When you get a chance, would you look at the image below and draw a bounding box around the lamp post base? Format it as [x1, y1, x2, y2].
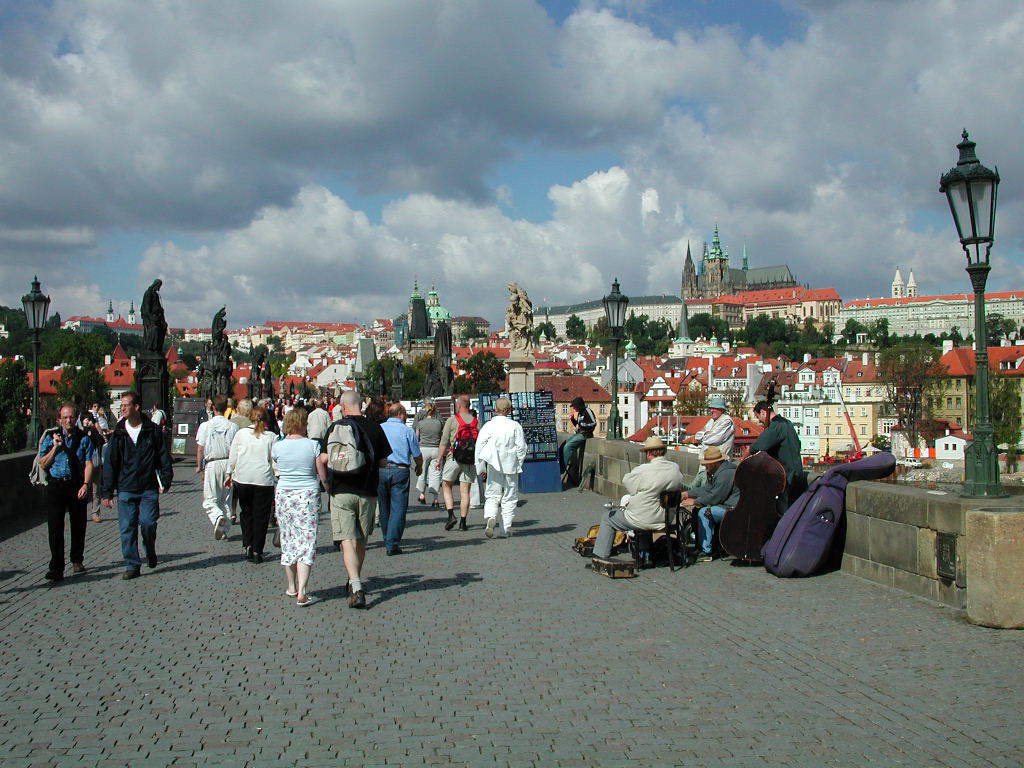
[961, 437, 1008, 498]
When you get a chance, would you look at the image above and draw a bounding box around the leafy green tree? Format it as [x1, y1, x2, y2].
[986, 313, 1016, 347]
[841, 318, 866, 344]
[724, 388, 748, 418]
[674, 384, 708, 416]
[462, 351, 505, 394]
[460, 319, 484, 342]
[533, 320, 556, 343]
[588, 317, 611, 349]
[979, 372, 1023, 450]
[55, 365, 111, 410]
[403, 355, 429, 399]
[878, 344, 942, 450]
[565, 314, 586, 343]
[267, 335, 283, 351]
[0, 359, 30, 452]
[870, 434, 891, 452]
[40, 329, 112, 370]
[868, 318, 890, 348]
[689, 313, 729, 342]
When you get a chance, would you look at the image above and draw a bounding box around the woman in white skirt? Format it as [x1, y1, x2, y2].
[271, 409, 328, 606]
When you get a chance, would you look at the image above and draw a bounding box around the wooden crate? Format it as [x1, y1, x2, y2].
[590, 557, 636, 578]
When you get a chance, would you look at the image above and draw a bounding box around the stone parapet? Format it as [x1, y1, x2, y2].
[0, 450, 38, 522]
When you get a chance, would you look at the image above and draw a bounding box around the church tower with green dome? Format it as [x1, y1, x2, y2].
[425, 282, 452, 334]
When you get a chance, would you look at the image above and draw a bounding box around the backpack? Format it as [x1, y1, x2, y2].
[451, 414, 479, 465]
[325, 418, 376, 491]
[204, 420, 233, 460]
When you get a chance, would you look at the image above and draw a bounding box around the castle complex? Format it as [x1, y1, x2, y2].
[682, 224, 798, 300]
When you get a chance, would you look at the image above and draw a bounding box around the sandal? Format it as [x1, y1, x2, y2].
[417, 495, 426, 504]
[286, 589, 297, 597]
[296, 595, 317, 607]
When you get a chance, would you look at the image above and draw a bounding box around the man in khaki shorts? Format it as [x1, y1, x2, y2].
[436, 394, 478, 532]
[323, 391, 390, 608]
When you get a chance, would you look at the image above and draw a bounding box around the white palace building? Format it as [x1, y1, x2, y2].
[838, 268, 1024, 337]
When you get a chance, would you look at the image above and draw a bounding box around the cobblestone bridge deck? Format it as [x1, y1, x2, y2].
[1, 467, 1021, 767]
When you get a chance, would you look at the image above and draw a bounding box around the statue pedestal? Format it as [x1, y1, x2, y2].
[137, 351, 170, 415]
[507, 351, 535, 393]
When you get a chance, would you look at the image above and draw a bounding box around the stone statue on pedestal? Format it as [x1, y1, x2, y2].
[506, 282, 534, 354]
[200, 307, 234, 400]
[137, 279, 170, 414]
[249, 345, 267, 401]
[422, 321, 454, 398]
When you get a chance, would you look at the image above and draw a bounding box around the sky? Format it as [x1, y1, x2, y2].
[1, 0, 1023, 330]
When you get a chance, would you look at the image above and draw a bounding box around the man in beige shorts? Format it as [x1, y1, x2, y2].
[324, 391, 390, 608]
[436, 394, 478, 532]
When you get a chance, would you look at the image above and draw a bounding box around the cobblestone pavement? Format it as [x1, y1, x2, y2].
[1, 466, 1022, 768]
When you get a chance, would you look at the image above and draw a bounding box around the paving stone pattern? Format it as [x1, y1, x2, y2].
[1, 467, 1022, 767]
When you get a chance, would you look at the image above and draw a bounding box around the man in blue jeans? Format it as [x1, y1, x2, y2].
[681, 446, 739, 562]
[377, 403, 423, 556]
[100, 392, 174, 579]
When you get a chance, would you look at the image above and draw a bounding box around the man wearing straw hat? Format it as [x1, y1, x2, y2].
[680, 394, 735, 491]
[589, 436, 684, 561]
[681, 445, 739, 562]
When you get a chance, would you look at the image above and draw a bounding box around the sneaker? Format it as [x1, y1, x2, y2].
[458, 517, 468, 532]
[122, 569, 141, 580]
[214, 517, 228, 540]
[347, 589, 366, 609]
[386, 547, 403, 556]
[484, 518, 496, 538]
[45, 571, 63, 583]
[444, 511, 457, 531]
[696, 553, 713, 563]
[71, 562, 87, 575]
[503, 526, 513, 538]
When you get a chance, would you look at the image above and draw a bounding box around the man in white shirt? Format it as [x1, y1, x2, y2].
[474, 398, 528, 538]
[681, 395, 735, 488]
[306, 399, 331, 442]
[195, 394, 239, 540]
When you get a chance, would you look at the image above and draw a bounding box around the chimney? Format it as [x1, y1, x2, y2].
[130, 356, 137, 368]
[104, 355, 111, 365]
[844, 351, 852, 362]
[1001, 336, 1011, 347]
[803, 353, 811, 363]
[942, 339, 954, 355]
[862, 352, 869, 366]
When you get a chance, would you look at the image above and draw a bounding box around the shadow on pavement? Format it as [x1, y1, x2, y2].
[366, 571, 483, 608]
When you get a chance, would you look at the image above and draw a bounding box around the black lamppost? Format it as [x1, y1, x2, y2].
[939, 130, 1005, 498]
[602, 278, 629, 440]
[21, 276, 51, 445]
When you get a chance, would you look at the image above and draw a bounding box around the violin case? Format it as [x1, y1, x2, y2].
[762, 452, 896, 577]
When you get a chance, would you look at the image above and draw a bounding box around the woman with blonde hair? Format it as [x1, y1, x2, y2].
[271, 408, 328, 606]
[415, 400, 444, 506]
[225, 406, 277, 563]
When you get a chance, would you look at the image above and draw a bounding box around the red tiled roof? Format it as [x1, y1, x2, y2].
[721, 286, 841, 306]
[844, 290, 1024, 309]
[941, 345, 1024, 376]
[27, 369, 63, 396]
[265, 321, 360, 332]
[111, 343, 128, 360]
[535, 375, 610, 403]
[627, 415, 763, 443]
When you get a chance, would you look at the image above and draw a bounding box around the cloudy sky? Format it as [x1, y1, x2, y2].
[1, 0, 1022, 329]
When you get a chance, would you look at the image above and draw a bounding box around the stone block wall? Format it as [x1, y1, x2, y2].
[582, 439, 699, 502]
[0, 450, 38, 521]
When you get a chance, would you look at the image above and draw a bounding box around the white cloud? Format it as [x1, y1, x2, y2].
[1, 0, 1023, 324]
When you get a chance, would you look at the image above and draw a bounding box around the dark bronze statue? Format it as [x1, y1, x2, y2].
[249, 344, 267, 401]
[199, 307, 234, 400]
[141, 279, 167, 355]
[422, 321, 454, 398]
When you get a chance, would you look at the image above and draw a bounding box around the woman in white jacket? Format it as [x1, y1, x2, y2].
[474, 398, 528, 538]
[224, 406, 278, 562]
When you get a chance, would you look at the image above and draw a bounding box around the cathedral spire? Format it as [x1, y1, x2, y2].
[742, 242, 749, 271]
[891, 267, 905, 299]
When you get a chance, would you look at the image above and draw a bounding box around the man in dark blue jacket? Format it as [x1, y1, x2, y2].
[101, 392, 174, 579]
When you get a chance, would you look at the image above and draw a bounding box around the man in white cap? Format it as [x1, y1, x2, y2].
[589, 436, 684, 561]
[681, 445, 739, 562]
[681, 394, 735, 489]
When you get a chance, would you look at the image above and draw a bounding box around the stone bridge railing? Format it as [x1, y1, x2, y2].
[581, 438, 1024, 629]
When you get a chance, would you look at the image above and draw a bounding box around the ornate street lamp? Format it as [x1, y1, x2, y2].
[602, 278, 629, 440]
[21, 275, 51, 445]
[940, 130, 1005, 497]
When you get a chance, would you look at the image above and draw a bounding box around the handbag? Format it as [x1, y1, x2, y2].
[28, 430, 54, 487]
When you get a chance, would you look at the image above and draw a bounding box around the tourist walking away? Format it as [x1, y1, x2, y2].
[271, 408, 328, 606]
[230, 398, 253, 429]
[305, 398, 331, 442]
[589, 437, 684, 564]
[38, 404, 96, 582]
[559, 397, 596, 478]
[415, 400, 443, 505]
[196, 395, 239, 540]
[749, 400, 805, 514]
[226, 405, 277, 563]
[100, 392, 174, 579]
[377, 403, 423, 555]
[323, 390, 390, 608]
[681, 446, 739, 562]
[437, 395, 479, 531]
[475, 398, 528, 538]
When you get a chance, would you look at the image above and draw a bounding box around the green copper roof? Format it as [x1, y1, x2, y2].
[427, 305, 451, 321]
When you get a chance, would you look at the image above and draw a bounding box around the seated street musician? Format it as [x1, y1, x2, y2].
[681, 446, 739, 562]
[589, 436, 684, 563]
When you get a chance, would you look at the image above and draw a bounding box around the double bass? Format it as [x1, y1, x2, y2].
[717, 451, 786, 562]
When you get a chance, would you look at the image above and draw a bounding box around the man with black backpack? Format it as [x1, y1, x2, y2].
[436, 394, 478, 531]
[322, 390, 390, 608]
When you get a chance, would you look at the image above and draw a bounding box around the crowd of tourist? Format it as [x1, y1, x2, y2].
[34, 388, 527, 608]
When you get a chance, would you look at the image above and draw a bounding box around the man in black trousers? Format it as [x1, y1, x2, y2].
[38, 404, 96, 583]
